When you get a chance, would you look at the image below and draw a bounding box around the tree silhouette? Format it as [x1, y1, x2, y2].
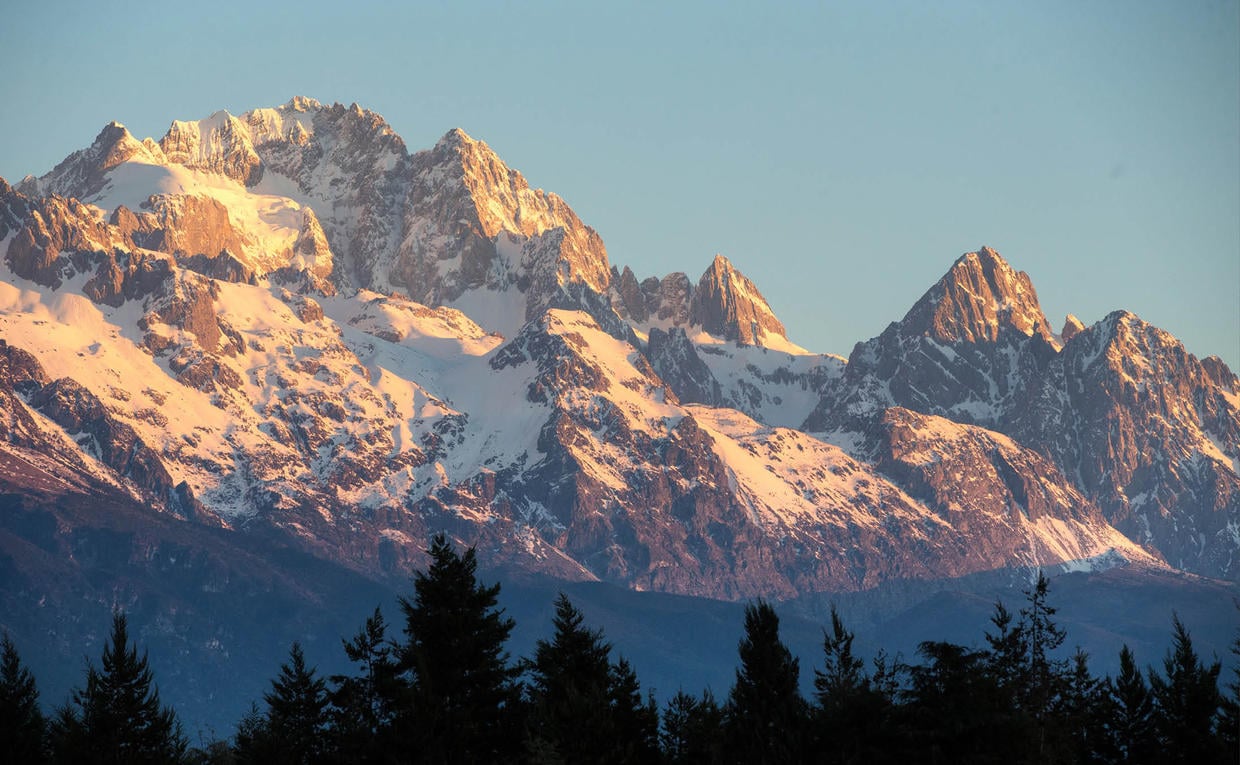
[1220, 626, 1240, 759]
[1021, 570, 1068, 759]
[661, 688, 724, 764]
[1107, 644, 1156, 764]
[49, 611, 186, 764]
[396, 533, 521, 763]
[0, 632, 46, 763]
[724, 600, 807, 764]
[812, 606, 897, 764]
[235, 642, 328, 765]
[525, 592, 656, 764]
[903, 641, 1019, 764]
[1061, 648, 1112, 763]
[328, 607, 399, 761]
[1148, 615, 1226, 764]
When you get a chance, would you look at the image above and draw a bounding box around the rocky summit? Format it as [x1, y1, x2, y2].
[1, 97, 1237, 611]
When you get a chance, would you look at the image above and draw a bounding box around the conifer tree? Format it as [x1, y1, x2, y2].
[984, 600, 1026, 700]
[1107, 645, 1156, 764]
[329, 607, 399, 761]
[525, 593, 659, 763]
[980, 572, 1069, 759]
[397, 533, 521, 763]
[1061, 648, 1112, 764]
[608, 657, 660, 763]
[812, 606, 896, 764]
[49, 611, 186, 764]
[0, 632, 46, 763]
[661, 689, 723, 764]
[903, 641, 1018, 764]
[1021, 573, 1068, 727]
[525, 593, 620, 763]
[814, 605, 866, 707]
[724, 600, 807, 764]
[1220, 628, 1240, 758]
[1148, 615, 1225, 764]
[231, 702, 270, 765]
[661, 690, 698, 762]
[236, 642, 329, 765]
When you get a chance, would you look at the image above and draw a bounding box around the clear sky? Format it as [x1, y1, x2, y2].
[2, 1, 1237, 368]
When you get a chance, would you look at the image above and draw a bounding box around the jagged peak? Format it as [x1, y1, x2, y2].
[282, 95, 322, 112]
[28, 120, 162, 199]
[904, 246, 1055, 345]
[690, 254, 789, 347]
[437, 126, 474, 148]
[697, 254, 750, 289]
[1062, 313, 1085, 343]
[429, 128, 519, 184]
[1073, 309, 1186, 368]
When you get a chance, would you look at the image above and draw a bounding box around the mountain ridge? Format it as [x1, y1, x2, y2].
[0, 97, 1235, 604]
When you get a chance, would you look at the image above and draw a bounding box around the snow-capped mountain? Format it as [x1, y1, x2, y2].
[804, 246, 1240, 579]
[1, 98, 1236, 610]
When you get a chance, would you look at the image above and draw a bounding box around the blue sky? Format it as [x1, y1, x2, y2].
[2, 1, 1237, 367]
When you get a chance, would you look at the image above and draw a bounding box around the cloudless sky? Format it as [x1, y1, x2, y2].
[2, 1, 1237, 367]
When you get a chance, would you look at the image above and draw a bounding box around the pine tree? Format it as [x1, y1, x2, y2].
[231, 702, 271, 765]
[1021, 572, 1068, 737]
[661, 690, 698, 763]
[662, 689, 724, 764]
[237, 642, 328, 765]
[524, 593, 659, 763]
[979, 572, 1070, 760]
[1061, 648, 1112, 764]
[49, 611, 186, 764]
[328, 607, 399, 761]
[724, 600, 807, 764]
[903, 641, 1018, 764]
[396, 533, 521, 763]
[812, 606, 896, 764]
[0, 632, 46, 763]
[1148, 615, 1226, 764]
[1107, 644, 1156, 764]
[608, 657, 660, 763]
[814, 605, 866, 707]
[524, 593, 621, 764]
[984, 600, 1026, 699]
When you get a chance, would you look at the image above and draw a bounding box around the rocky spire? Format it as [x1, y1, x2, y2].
[159, 110, 264, 186]
[689, 255, 788, 347]
[31, 122, 165, 200]
[393, 127, 613, 333]
[901, 246, 1055, 345]
[1061, 314, 1085, 343]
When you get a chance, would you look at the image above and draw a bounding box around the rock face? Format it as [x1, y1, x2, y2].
[393, 128, 612, 328]
[1, 99, 1235, 607]
[24, 122, 166, 200]
[805, 246, 1240, 580]
[1062, 314, 1085, 343]
[646, 327, 724, 406]
[689, 255, 789, 346]
[0, 341, 196, 518]
[1012, 312, 1240, 575]
[613, 256, 795, 350]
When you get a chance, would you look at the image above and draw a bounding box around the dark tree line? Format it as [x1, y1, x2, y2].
[2, 545, 1237, 764]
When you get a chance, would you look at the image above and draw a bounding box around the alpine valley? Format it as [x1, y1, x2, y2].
[1, 98, 1236, 732]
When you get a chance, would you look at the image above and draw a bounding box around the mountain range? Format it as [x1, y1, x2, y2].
[1, 97, 1236, 730]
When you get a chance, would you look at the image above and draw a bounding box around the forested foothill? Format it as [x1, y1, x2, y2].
[2, 535, 1236, 764]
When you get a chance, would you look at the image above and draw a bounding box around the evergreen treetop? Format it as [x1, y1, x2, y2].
[49, 611, 186, 764]
[0, 632, 46, 763]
